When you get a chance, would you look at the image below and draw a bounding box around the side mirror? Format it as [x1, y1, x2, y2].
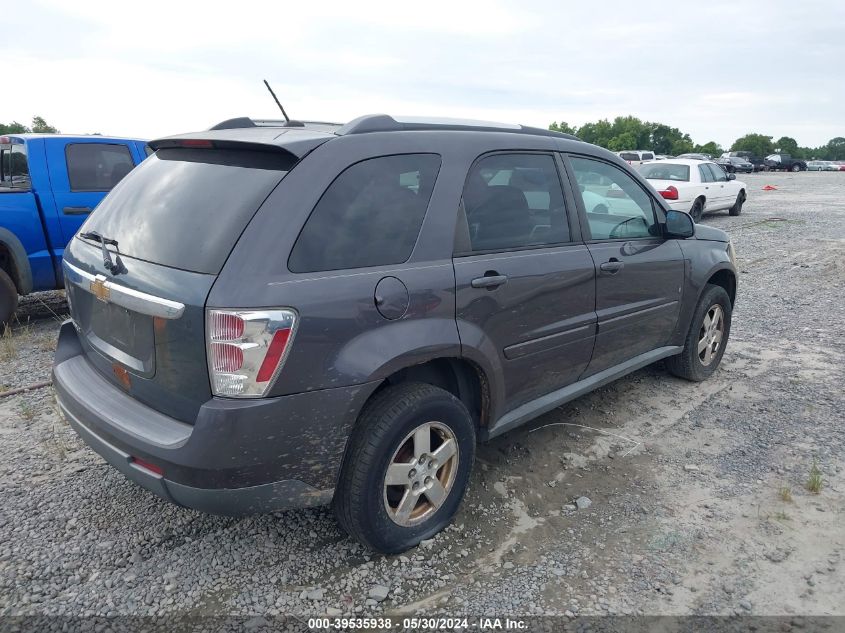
[727, 173, 736, 180]
[665, 210, 695, 237]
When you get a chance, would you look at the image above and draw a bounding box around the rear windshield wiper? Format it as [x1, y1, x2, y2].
[79, 231, 127, 275]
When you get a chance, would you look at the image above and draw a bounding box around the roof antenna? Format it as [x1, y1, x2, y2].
[263, 79, 290, 123]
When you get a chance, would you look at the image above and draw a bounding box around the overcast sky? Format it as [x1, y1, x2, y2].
[4, 0, 843, 147]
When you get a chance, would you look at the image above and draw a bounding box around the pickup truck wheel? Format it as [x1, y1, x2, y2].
[665, 284, 732, 382]
[729, 191, 745, 216]
[791, 163, 801, 172]
[333, 382, 475, 554]
[0, 269, 19, 328]
[690, 199, 704, 223]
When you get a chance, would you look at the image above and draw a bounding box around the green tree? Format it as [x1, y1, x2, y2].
[823, 137, 845, 161]
[549, 121, 577, 135]
[30, 116, 59, 133]
[0, 121, 30, 134]
[694, 141, 724, 157]
[731, 133, 774, 157]
[775, 136, 799, 157]
[577, 119, 615, 148]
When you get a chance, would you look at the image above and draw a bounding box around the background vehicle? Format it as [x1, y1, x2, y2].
[0, 134, 148, 325]
[722, 151, 770, 172]
[53, 115, 737, 554]
[616, 150, 655, 165]
[676, 153, 710, 161]
[807, 160, 826, 171]
[716, 156, 754, 174]
[821, 161, 842, 172]
[638, 159, 746, 222]
[765, 154, 807, 172]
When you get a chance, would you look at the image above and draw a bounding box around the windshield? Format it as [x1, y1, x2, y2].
[78, 148, 294, 274]
[638, 163, 690, 181]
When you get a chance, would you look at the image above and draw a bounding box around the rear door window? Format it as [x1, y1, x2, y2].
[66, 143, 135, 192]
[0, 144, 30, 190]
[707, 163, 728, 182]
[698, 165, 714, 183]
[79, 148, 294, 273]
[460, 153, 570, 252]
[288, 154, 441, 273]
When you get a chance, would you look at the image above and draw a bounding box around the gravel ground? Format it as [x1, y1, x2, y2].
[1, 171, 843, 623]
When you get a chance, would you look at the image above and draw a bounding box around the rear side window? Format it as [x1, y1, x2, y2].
[619, 152, 639, 162]
[641, 152, 654, 160]
[461, 153, 569, 251]
[289, 154, 441, 273]
[0, 144, 30, 190]
[79, 148, 294, 274]
[698, 164, 714, 183]
[66, 143, 135, 192]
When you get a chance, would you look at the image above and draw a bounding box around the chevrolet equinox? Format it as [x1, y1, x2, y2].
[53, 114, 737, 553]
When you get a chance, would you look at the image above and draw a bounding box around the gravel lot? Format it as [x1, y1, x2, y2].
[1, 171, 843, 622]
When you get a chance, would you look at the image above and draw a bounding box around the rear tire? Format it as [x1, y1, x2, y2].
[729, 191, 745, 216]
[791, 163, 801, 172]
[665, 284, 732, 382]
[333, 382, 475, 554]
[0, 269, 18, 328]
[690, 199, 704, 223]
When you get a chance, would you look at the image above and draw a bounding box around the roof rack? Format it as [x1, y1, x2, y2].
[335, 114, 579, 140]
[208, 114, 579, 140]
[208, 117, 342, 132]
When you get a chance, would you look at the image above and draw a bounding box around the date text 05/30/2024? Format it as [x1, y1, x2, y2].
[308, 617, 528, 630]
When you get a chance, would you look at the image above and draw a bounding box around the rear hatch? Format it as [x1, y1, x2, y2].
[63, 146, 298, 423]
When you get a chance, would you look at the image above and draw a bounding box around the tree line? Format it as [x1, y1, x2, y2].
[0, 116, 60, 134]
[549, 117, 845, 161]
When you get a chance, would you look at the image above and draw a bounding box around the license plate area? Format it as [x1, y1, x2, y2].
[69, 284, 156, 376]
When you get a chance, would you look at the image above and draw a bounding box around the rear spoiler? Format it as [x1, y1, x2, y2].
[149, 128, 335, 159]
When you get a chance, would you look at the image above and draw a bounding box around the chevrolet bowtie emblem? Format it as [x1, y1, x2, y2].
[90, 276, 110, 302]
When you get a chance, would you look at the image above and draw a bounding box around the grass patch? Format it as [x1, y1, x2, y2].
[806, 460, 823, 494]
[772, 511, 791, 522]
[778, 485, 793, 503]
[1, 325, 16, 361]
[18, 399, 38, 422]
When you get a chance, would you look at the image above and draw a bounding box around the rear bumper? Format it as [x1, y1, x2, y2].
[53, 320, 379, 515]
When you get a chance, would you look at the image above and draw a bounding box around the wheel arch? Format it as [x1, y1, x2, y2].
[0, 229, 33, 294]
[704, 266, 737, 308]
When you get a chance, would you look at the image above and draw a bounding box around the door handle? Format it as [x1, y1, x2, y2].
[63, 206, 92, 215]
[471, 273, 508, 289]
[599, 259, 624, 275]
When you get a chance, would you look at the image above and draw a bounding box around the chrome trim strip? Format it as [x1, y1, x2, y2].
[63, 260, 185, 320]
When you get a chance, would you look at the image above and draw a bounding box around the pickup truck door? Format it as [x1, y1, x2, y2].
[43, 138, 143, 249]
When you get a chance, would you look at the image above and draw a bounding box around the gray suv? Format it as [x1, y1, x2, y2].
[53, 115, 737, 553]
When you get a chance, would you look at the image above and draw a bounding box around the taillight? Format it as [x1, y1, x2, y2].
[206, 309, 297, 398]
[659, 185, 679, 200]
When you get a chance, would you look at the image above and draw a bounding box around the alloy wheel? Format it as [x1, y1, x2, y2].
[383, 422, 459, 527]
[698, 304, 725, 366]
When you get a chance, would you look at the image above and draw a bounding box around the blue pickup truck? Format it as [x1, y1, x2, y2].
[0, 134, 149, 325]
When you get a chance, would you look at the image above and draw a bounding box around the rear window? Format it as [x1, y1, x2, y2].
[66, 143, 135, 192]
[288, 154, 441, 273]
[0, 144, 30, 190]
[638, 163, 690, 181]
[78, 148, 293, 274]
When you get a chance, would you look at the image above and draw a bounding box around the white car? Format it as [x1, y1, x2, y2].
[637, 159, 746, 222]
[617, 150, 655, 166]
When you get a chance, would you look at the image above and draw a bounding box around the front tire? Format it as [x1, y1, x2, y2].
[665, 284, 732, 382]
[333, 383, 475, 554]
[729, 191, 745, 216]
[0, 269, 18, 328]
